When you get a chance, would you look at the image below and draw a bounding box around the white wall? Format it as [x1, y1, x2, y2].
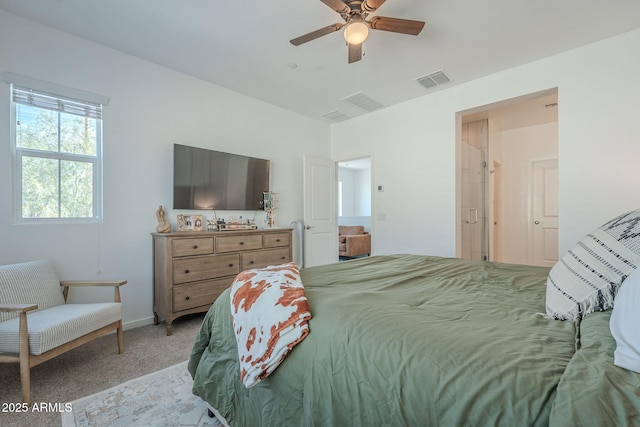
[0, 10, 330, 328]
[338, 167, 356, 216]
[338, 166, 372, 232]
[354, 167, 372, 217]
[338, 166, 371, 217]
[331, 29, 640, 258]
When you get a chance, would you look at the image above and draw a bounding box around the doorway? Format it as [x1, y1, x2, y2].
[457, 89, 559, 266]
[337, 157, 372, 230]
[337, 156, 372, 262]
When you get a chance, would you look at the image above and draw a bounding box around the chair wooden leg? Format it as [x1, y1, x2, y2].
[19, 311, 31, 405]
[20, 357, 31, 405]
[116, 320, 124, 354]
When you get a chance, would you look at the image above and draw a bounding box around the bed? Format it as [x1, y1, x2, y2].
[188, 254, 640, 426]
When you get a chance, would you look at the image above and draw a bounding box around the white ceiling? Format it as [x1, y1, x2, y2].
[1, 0, 639, 123]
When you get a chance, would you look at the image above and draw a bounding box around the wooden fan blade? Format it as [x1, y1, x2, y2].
[320, 0, 350, 14]
[348, 42, 362, 63]
[290, 23, 343, 46]
[362, 0, 387, 11]
[369, 16, 425, 35]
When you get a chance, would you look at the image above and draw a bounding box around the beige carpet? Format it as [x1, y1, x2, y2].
[60, 361, 221, 427]
[0, 313, 207, 427]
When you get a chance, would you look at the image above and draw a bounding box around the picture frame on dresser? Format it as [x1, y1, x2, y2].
[177, 214, 203, 231]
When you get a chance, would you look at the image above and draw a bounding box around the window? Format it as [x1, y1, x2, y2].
[10, 85, 104, 222]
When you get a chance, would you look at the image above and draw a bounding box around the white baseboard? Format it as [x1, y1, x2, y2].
[122, 316, 155, 330]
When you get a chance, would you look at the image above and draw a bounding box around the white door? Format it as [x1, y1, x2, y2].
[303, 156, 337, 267]
[530, 159, 559, 267]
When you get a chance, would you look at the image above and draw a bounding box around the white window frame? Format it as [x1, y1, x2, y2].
[4, 73, 109, 224]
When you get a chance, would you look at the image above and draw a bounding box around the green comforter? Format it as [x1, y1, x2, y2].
[188, 255, 640, 426]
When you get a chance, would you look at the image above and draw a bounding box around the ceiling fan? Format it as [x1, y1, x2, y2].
[290, 0, 425, 64]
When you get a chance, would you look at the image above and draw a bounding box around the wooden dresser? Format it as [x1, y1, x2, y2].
[152, 228, 292, 335]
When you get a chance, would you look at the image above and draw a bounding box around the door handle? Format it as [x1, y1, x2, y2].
[465, 208, 478, 224]
[534, 220, 540, 225]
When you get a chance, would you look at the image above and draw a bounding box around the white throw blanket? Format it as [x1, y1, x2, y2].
[230, 262, 312, 388]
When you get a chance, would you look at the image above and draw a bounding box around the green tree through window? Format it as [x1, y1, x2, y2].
[13, 87, 102, 221]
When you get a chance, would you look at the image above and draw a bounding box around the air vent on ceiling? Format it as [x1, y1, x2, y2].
[322, 110, 351, 122]
[416, 70, 450, 90]
[341, 92, 384, 112]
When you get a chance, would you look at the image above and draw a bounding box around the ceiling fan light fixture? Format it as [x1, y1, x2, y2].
[291, 0, 425, 63]
[343, 18, 369, 44]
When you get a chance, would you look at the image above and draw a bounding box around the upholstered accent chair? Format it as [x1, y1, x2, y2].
[0, 260, 126, 404]
[339, 225, 371, 258]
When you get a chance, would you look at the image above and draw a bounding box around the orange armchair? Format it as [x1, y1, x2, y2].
[339, 226, 371, 258]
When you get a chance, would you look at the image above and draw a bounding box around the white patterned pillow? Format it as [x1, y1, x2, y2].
[610, 267, 640, 373]
[0, 260, 65, 322]
[546, 209, 640, 321]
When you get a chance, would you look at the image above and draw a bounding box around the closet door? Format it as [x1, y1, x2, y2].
[530, 158, 559, 267]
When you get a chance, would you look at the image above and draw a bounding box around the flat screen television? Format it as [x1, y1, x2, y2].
[173, 144, 270, 211]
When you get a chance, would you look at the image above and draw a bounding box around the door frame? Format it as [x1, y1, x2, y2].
[489, 160, 503, 262]
[456, 88, 559, 264]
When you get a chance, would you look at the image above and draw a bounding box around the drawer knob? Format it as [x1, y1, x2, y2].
[184, 269, 190, 274]
[239, 241, 244, 245]
[249, 261, 254, 264]
[185, 296, 190, 300]
[192, 245, 198, 249]
[228, 263, 234, 267]
[276, 239, 280, 242]
[281, 256, 286, 259]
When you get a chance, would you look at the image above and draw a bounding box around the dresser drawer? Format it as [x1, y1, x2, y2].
[241, 248, 291, 270]
[215, 234, 262, 253]
[173, 237, 214, 257]
[172, 278, 230, 312]
[153, 229, 293, 335]
[173, 254, 240, 284]
[263, 232, 291, 248]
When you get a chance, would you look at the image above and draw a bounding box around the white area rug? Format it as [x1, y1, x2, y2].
[61, 361, 222, 427]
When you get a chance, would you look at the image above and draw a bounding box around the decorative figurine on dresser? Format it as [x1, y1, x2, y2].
[155, 205, 172, 233]
[151, 227, 293, 335]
